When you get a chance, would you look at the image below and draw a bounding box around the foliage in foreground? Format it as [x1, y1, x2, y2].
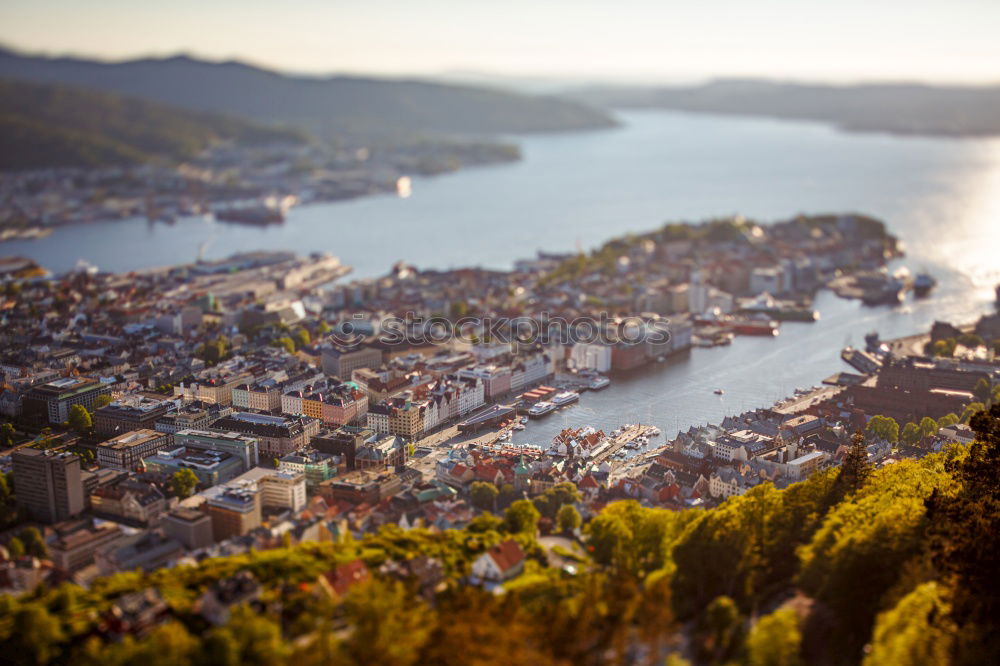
[2, 405, 999, 665]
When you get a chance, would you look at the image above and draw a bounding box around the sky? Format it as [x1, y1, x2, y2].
[2, 0, 998, 84]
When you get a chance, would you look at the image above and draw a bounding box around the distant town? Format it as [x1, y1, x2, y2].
[0, 137, 520, 240]
[0, 211, 997, 598]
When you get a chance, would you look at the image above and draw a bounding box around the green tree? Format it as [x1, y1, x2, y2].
[7, 536, 24, 558]
[340, 579, 431, 666]
[316, 320, 331, 335]
[900, 422, 921, 445]
[8, 602, 65, 664]
[504, 499, 540, 534]
[556, 504, 581, 533]
[866, 415, 899, 443]
[20, 526, 47, 559]
[294, 328, 311, 350]
[745, 608, 802, 666]
[1, 422, 18, 447]
[919, 416, 939, 439]
[958, 333, 984, 349]
[924, 404, 1000, 663]
[469, 481, 499, 512]
[698, 595, 743, 664]
[862, 582, 954, 666]
[960, 402, 986, 424]
[466, 511, 503, 534]
[835, 432, 872, 496]
[972, 378, 991, 404]
[67, 403, 92, 434]
[937, 413, 959, 428]
[93, 394, 114, 410]
[171, 468, 199, 499]
[274, 336, 296, 354]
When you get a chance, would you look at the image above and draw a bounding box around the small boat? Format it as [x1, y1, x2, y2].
[588, 376, 611, 390]
[513, 423, 526, 431]
[714, 388, 725, 395]
[649, 427, 661, 437]
[913, 273, 936, 298]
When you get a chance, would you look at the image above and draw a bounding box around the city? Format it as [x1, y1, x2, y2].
[1, 1, 1000, 664]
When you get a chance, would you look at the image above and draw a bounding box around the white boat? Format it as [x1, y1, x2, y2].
[649, 427, 661, 437]
[528, 401, 556, 417]
[588, 376, 611, 390]
[551, 391, 580, 407]
[513, 423, 526, 431]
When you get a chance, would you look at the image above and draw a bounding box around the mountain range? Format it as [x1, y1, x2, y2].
[571, 78, 1000, 137]
[0, 78, 305, 171]
[0, 48, 617, 138]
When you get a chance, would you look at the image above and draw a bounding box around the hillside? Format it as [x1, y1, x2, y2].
[0, 49, 617, 137]
[0, 78, 306, 171]
[3, 405, 997, 665]
[572, 79, 1000, 137]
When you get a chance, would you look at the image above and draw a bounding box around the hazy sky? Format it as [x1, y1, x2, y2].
[2, 0, 998, 83]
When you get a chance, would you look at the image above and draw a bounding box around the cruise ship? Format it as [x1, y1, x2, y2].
[528, 401, 557, 417]
[551, 391, 580, 407]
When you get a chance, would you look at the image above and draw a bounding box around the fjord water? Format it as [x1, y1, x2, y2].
[9, 111, 1000, 440]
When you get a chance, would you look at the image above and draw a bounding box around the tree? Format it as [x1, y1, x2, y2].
[504, 499, 540, 534]
[900, 422, 921, 445]
[556, 504, 581, 533]
[919, 416, 939, 439]
[93, 394, 114, 410]
[938, 413, 959, 428]
[67, 404, 92, 434]
[0, 422, 15, 448]
[924, 404, 1000, 663]
[274, 336, 296, 354]
[745, 608, 802, 666]
[698, 596, 743, 664]
[835, 432, 872, 496]
[958, 333, 984, 349]
[972, 378, 991, 404]
[960, 402, 986, 424]
[20, 526, 48, 559]
[316, 320, 331, 336]
[170, 468, 199, 499]
[7, 536, 24, 558]
[469, 482, 499, 512]
[863, 582, 954, 666]
[294, 328, 311, 350]
[866, 415, 899, 443]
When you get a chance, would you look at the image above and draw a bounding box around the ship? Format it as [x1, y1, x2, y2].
[912, 273, 937, 298]
[215, 206, 285, 226]
[738, 293, 819, 322]
[528, 401, 557, 417]
[729, 318, 780, 336]
[588, 376, 611, 390]
[551, 391, 580, 407]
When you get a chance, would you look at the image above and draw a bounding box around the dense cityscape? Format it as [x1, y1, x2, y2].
[3, 2, 1000, 664]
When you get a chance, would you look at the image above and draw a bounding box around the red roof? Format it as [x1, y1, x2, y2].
[322, 559, 370, 596]
[487, 539, 525, 573]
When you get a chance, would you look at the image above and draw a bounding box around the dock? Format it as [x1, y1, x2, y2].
[593, 423, 659, 465]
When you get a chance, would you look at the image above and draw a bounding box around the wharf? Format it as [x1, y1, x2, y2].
[594, 423, 659, 465]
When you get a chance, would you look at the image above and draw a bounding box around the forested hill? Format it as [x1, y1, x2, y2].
[0, 78, 305, 171]
[572, 79, 1000, 137]
[0, 48, 617, 137]
[3, 405, 998, 665]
